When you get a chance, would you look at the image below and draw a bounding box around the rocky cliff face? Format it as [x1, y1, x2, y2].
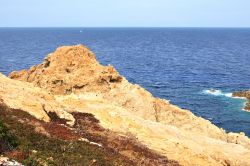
[233, 90, 250, 111]
[8, 45, 230, 139]
[0, 44, 249, 165]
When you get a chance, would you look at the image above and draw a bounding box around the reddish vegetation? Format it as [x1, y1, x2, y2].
[43, 122, 80, 141]
[72, 112, 180, 166]
[0, 104, 179, 165]
[5, 150, 27, 161]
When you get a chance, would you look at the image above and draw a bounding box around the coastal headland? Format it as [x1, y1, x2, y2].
[1, 45, 250, 166]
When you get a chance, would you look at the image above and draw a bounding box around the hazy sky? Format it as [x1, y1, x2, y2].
[0, 0, 249, 27]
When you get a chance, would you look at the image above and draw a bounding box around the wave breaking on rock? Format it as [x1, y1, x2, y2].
[203, 89, 233, 97]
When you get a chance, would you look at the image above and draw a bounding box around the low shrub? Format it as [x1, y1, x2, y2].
[0, 120, 19, 153]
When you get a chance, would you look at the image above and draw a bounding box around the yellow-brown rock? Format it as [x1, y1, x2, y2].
[6, 44, 250, 166]
[0, 73, 75, 125]
[233, 90, 250, 111]
[9, 45, 226, 139]
[55, 93, 250, 166]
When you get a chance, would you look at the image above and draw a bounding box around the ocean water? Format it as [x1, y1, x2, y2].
[0, 28, 250, 136]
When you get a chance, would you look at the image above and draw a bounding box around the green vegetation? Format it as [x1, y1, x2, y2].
[0, 120, 19, 153]
[0, 104, 131, 166]
[16, 128, 119, 166]
[0, 104, 177, 166]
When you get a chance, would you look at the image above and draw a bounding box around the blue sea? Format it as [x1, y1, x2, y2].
[0, 28, 250, 136]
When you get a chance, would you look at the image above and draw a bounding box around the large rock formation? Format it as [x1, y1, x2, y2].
[8, 45, 229, 139]
[0, 73, 75, 125]
[0, 44, 248, 165]
[233, 90, 250, 111]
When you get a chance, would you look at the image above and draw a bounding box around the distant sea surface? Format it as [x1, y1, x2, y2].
[1, 28, 250, 135]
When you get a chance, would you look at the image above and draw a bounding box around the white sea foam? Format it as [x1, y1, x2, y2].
[203, 89, 227, 97]
[203, 89, 248, 112]
[224, 93, 233, 97]
[203, 89, 246, 99]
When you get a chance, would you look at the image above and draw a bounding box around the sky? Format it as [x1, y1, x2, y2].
[0, 0, 250, 27]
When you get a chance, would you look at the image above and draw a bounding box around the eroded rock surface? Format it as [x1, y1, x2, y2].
[1, 44, 249, 165]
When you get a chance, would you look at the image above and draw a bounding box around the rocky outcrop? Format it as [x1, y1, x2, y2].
[8, 45, 229, 140]
[0, 73, 75, 126]
[233, 90, 250, 111]
[0, 44, 249, 165]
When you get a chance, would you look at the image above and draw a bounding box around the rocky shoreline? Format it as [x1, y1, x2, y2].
[1, 45, 250, 165]
[233, 90, 250, 111]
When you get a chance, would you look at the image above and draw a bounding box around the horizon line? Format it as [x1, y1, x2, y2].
[0, 26, 250, 29]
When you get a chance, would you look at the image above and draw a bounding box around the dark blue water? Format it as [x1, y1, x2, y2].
[1, 28, 250, 135]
